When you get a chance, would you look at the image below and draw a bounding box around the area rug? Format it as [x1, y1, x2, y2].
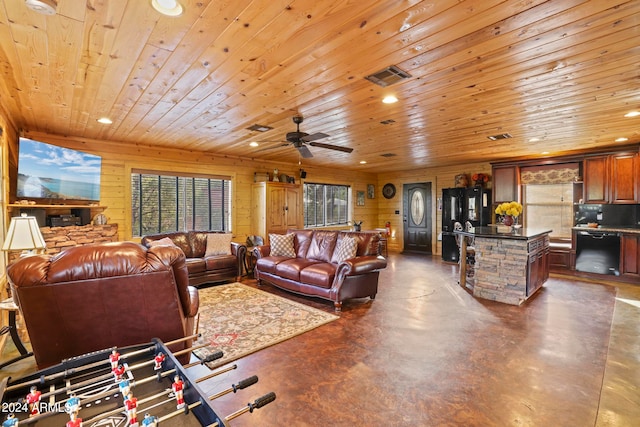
[192, 282, 338, 369]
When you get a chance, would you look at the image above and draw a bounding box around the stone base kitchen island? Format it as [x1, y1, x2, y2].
[455, 226, 552, 305]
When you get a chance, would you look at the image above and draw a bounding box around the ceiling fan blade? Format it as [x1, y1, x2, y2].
[301, 132, 329, 142]
[254, 142, 289, 152]
[308, 141, 354, 153]
[296, 144, 314, 158]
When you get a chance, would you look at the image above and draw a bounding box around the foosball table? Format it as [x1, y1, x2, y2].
[0, 335, 276, 426]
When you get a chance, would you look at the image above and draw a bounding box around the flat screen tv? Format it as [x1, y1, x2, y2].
[16, 137, 102, 202]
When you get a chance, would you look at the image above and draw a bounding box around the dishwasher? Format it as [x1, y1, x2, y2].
[575, 230, 621, 276]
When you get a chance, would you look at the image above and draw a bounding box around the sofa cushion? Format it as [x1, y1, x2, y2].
[256, 256, 291, 274]
[306, 231, 338, 262]
[292, 229, 314, 258]
[331, 236, 358, 263]
[185, 258, 206, 275]
[300, 263, 337, 289]
[205, 233, 232, 256]
[270, 233, 296, 257]
[275, 259, 321, 281]
[204, 254, 237, 270]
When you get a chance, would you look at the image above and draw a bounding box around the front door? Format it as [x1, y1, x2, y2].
[403, 182, 432, 253]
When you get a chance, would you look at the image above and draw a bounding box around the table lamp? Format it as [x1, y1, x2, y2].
[2, 213, 46, 256]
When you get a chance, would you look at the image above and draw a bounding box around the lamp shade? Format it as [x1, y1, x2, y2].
[2, 213, 46, 251]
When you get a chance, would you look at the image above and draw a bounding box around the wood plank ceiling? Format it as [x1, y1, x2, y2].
[0, 0, 638, 172]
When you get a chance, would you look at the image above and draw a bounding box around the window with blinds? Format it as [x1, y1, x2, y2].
[303, 183, 349, 227]
[131, 172, 231, 237]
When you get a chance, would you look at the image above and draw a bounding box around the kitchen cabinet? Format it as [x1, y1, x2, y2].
[491, 165, 519, 203]
[584, 152, 638, 203]
[251, 182, 302, 241]
[621, 234, 639, 278]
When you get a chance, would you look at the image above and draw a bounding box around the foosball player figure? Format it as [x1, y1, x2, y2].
[171, 375, 185, 409]
[66, 411, 83, 427]
[119, 378, 132, 399]
[141, 413, 158, 427]
[124, 392, 138, 426]
[113, 364, 126, 382]
[65, 392, 80, 415]
[26, 385, 42, 417]
[2, 414, 18, 427]
[109, 349, 120, 370]
[153, 352, 166, 371]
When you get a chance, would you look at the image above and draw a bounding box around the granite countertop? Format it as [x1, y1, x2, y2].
[573, 225, 640, 234]
[454, 226, 552, 240]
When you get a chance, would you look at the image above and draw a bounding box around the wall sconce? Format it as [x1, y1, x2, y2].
[2, 213, 47, 256]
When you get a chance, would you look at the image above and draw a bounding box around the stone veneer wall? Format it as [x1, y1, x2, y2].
[472, 237, 530, 305]
[40, 224, 119, 255]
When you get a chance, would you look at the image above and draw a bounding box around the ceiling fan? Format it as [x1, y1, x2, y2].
[261, 116, 353, 158]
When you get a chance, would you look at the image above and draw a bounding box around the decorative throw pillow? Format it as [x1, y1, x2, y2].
[269, 233, 296, 257]
[331, 236, 358, 263]
[147, 237, 176, 247]
[205, 233, 232, 256]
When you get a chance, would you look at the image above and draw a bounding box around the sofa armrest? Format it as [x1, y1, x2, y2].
[252, 245, 271, 259]
[336, 255, 387, 276]
[230, 241, 244, 256]
[186, 286, 199, 317]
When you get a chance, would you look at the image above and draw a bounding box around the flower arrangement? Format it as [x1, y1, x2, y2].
[495, 201, 523, 218]
[472, 173, 489, 183]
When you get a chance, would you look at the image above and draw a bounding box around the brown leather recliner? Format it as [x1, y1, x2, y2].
[7, 241, 199, 369]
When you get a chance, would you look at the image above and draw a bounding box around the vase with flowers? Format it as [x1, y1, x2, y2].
[495, 201, 523, 231]
[472, 173, 490, 187]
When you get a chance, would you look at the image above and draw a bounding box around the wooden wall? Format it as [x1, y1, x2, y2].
[17, 131, 380, 245]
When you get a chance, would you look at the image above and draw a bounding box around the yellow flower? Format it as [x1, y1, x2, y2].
[495, 201, 523, 217]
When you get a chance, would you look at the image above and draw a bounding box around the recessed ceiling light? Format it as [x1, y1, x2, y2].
[624, 111, 640, 118]
[24, 0, 57, 15]
[529, 137, 540, 142]
[615, 137, 628, 142]
[97, 117, 112, 124]
[382, 95, 398, 104]
[249, 141, 259, 147]
[151, 0, 183, 16]
[541, 151, 549, 155]
[359, 160, 367, 164]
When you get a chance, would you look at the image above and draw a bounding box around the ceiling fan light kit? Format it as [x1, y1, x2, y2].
[24, 0, 57, 15]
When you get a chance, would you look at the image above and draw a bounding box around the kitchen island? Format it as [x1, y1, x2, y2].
[454, 226, 552, 305]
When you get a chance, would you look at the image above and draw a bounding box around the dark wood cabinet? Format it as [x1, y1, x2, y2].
[610, 152, 638, 203]
[492, 165, 519, 203]
[583, 156, 608, 203]
[584, 152, 638, 204]
[621, 234, 639, 278]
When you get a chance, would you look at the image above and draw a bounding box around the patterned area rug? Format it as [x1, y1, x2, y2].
[193, 282, 338, 369]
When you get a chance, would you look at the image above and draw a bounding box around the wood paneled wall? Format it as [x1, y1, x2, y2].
[16, 131, 381, 245]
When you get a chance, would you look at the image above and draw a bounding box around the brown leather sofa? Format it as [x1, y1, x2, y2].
[7, 241, 199, 369]
[141, 231, 246, 287]
[253, 230, 387, 311]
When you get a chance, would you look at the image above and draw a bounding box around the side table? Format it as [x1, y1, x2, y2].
[243, 246, 258, 277]
[0, 298, 33, 368]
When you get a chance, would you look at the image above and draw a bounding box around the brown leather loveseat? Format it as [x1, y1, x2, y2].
[253, 230, 387, 311]
[7, 241, 199, 369]
[141, 231, 246, 287]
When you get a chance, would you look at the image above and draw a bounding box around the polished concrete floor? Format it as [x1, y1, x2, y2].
[2, 253, 639, 426]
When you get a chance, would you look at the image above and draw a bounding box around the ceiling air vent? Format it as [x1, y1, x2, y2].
[365, 65, 411, 87]
[380, 153, 397, 158]
[487, 133, 513, 141]
[380, 119, 396, 125]
[246, 124, 273, 132]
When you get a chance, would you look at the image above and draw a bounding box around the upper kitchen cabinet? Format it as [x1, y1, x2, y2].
[491, 165, 520, 203]
[584, 151, 638, 204]
[583, 156, 609, 203]
[610, 152, 638, 203]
